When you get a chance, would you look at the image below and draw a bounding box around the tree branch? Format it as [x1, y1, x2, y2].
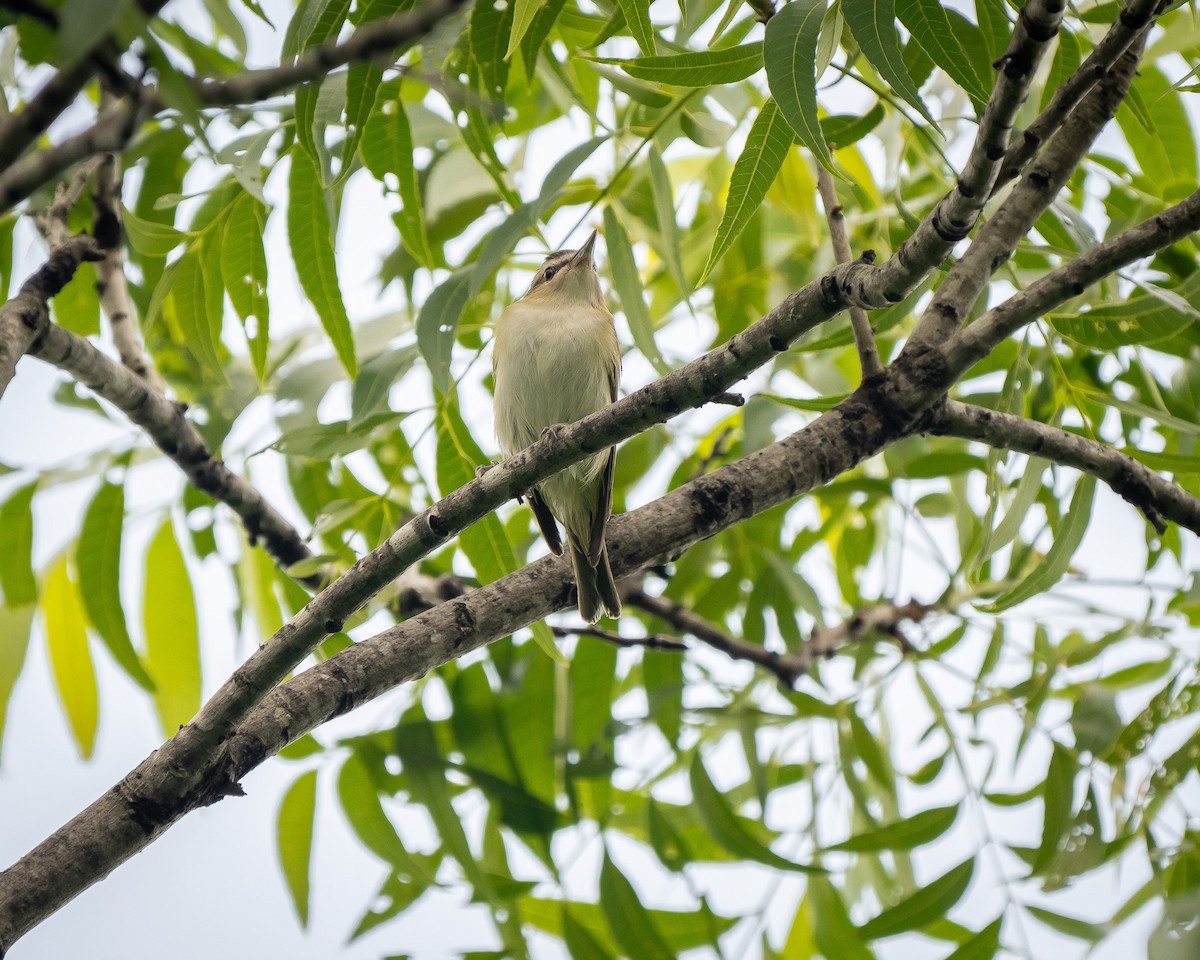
[995, 0, 1165, 191]
[908, 32, 1146, 348]
[851, 0, 1065, 310]
[550, 623, 687, 652]
[942, 186, 1200, 379]
[627, 587, 927, 686]
[815, 162, 883, 378]
[0, 0, 169, 172]
[932, 401, 1200, 535]
[0, 235, 102, 402]
[0, 369, 924, 947]
[0, 0, 470, 215]
[25, 321, 321, 584]
[92, 148, 164, 389]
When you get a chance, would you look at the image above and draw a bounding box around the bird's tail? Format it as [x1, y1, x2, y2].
[571, 542, 621, 623]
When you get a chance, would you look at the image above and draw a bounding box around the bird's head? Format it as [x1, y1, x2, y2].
[523, 229, 603, 308]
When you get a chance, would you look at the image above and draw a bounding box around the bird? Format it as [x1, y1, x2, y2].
[492, 229, 622, 622]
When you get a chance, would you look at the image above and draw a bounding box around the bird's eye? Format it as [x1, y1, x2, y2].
[543, 267, 556, 282]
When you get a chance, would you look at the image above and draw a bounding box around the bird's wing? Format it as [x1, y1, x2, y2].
[528, 487, 564, 556]
[585, 447, 616, 566]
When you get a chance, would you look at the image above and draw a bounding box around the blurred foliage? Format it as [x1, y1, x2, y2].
[2, 0, 1200, 957]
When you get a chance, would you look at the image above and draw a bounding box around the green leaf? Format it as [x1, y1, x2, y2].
[689, 754, 823, 872]
[702, 98, 794, 283]
[288, 148, 357, 377]
[647, 145, 688, 296]
[842, 0, 939, 129]
[944, 918, 1003, 960]
[78, 480, 155, 691]
[603, 205, 666, 373]
[563, 908, 616, 960]
[362, 100, 435, 269]
[122, 205, 185, 257]
[858, 858, 975, 939]
[895, 0, 993, 108]
[0, 481, 37, 606]
[350, 344, 418, 425]
[506, 0, 542, 58]
[820, 102, 885, 149]
[221, 193, 271, 384]
[599, 852, 674, 960]
[519, 0, 567, 81]
[435, 392, 519, 585]
[764, 0, 832, 169]
[337, 753, 433, 878]
[169, 244, 225, 378]
[0, 604, 35, 759]
[1049, 272, 1200, 349]
[470, 0, 513, 99]
[827, 804, 958, 852]
[277, 769, 318, 927]
[808, 876, 875, 960]
[143, 518, 201, 738]
[42, 556, 98, 759]
[981, 474, 1096, 612]
[609, 43, 762, 85]
[0, 212, 15, 298]
[1031, 742, 1077, 875]
[616, 0, 655, 56]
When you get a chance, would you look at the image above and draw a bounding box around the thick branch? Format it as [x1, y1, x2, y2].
[0, 235, 101, 402]
[996, 0, 1165, 190]
[27, 323, 318, 584]
[0, 372, 921, 947]
[932, 401, 1200, 535]
[816, 163, 883, 378]
[942, 186, 1200, 378]
[848, 0, 1064, 310]
[909, 34, 1146, 348]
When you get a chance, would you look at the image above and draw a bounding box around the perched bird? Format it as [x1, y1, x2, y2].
[493, 229, 622, 622]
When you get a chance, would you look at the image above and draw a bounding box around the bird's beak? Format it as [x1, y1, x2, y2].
[570, 229, 599, 269]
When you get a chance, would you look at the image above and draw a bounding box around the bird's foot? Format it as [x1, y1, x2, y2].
[540, 422, 569, 443]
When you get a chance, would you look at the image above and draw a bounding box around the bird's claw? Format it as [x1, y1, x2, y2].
[540, 423, 569, 442]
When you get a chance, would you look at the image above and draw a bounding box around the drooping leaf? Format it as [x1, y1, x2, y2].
[0, 603, 35, 759]
[616, 0, 655, 56]
[42, 556, 98, 759]
[143, 518, 201, 738]
[277, 768, 318, 927]
[896, 0, 993, 108]
[221, 193, 271, 384]
[599, 852, 674, 960]
[982, 474, 1097, 612]
[77, 480, 155, 691]
[702, 98, 794, 283]
[603, 205, 666, 373]
[842, 0, 939, 129]
[288, 148, 357, 377]
[764, 0, 832, 169]
[361, 100, 436, 269]
[0, 481, 37, 606]
[689, 754, 823, 872]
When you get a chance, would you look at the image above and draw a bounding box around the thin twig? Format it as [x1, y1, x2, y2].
[92, 139, 164, 390]
[815, 163, 883, 378]
[550, 623, 687, 652]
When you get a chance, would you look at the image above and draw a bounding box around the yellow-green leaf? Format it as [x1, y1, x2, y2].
[78, 480, 155, 691]
[143, 518, 201, 738]
[277, 768, 318, 927]
[858, 858, 975, 939]
[221, 193, 271, 384]
[606, 42, 762, 85]
[616, 0, 655, 56]
[0, 481, 37, 606]
[0, 603, 35, 759]
[603, 205, 666, 373]
[42, 556, 98, 758]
